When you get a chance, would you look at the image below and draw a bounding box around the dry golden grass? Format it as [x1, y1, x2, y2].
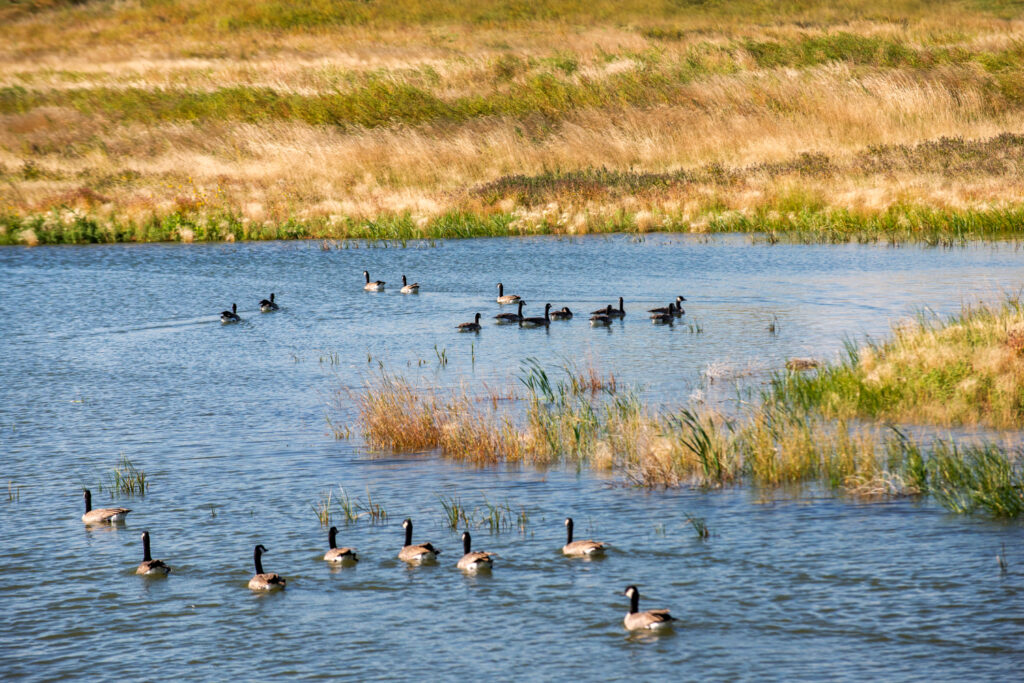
[3, 2, 1024, 239]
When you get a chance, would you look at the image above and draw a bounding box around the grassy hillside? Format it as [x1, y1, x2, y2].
[3, 1, 1024, 243]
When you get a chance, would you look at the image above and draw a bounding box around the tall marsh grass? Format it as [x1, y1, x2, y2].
[355, 303, 1024, 517]
[106, 455, 148, 498]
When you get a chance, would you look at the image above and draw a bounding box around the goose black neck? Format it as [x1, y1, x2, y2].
[544, 303, 551, 320]
[402, 275, 407, 285]
[364, 271, 370, 283]
[566, 518, 573, 544]
[518, 301, 524, 313]
[404, 522, 413, 547]
[618, 297, 624, 313]
[142, 533, 152, 562]
[629, 591, 639, 614]
[254, 546, 264, 574]
[328, 527, 337, 550]
[232, 303, 237, 314]
[463, 533, 472, 554]
[83, 489, 92, 513]
[270, 293, 275, 303]
[498, 283, 503, 296]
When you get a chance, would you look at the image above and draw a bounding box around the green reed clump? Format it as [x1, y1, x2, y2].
[7, 480, 21, 503]
[311, 489, 333, 527]
[768, 297, 1024, 428]
[685, 514, 710, 539]
[356, 487, 388, 524]
[926, 441, 1024, 517]
[106, 455, 148, 497]
[439, 493, 472, 530]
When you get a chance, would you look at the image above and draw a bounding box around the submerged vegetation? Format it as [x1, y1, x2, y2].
[3, 1, 1024, 245]
[356, 304, 1024, 518]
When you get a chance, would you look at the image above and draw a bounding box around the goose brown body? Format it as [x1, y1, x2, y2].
[589, 305, 613, 326]
[623, 585, 676, 630]
[81, 489, 130, 524]
[400, 275, 420, 294]
[248, 544, 286, 591]
[494, 300, 525, 323]
[549, 306, 573, 320]
[562, 517, 608, 556]
[457, 313, 482, 332]
[363, 271, 385, 291]
[456, 531, 494, 571]
[496, 283, 521, 304]
[323, 526, 358, 564]
[398, 519, 440, 563]
[136, 531, 170, 576]
[520, 303, 551, 327]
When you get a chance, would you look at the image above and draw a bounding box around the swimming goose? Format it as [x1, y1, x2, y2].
[496, 283, 521, 305]
[136, 531, 170, 576]
[323, 526, 359, 564]
[400, 275, 420, 294]
[650, 302, 676, 324]
[589, 305, 613, 326]
[456, 531, 495, 572]
[248, 544, 286, 591]
[457, 312, 482, 332]
[398, 518, 441, 563]
[562, 517, 608, 556]
[81, 489, 130, 524]
[220, 303, 241, 324]
[494, 300, 525, 324]
[591, 297, 625, 318]
[622, 585, 676, 630]
[648, 296, 685, 316]
[520, 303, 551, 327]
[259, 293, 279, 312]
[363, 271, 385, 291]
[549, 306, 573, 320]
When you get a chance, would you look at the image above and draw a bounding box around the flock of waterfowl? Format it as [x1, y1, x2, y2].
[218, 273, 686, 329]
[81, 490, 675, 631]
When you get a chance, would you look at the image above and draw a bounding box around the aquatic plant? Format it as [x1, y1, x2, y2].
[106, 455, 149, 498]
[311, 489, 333, 527]
[769, 297, 1024, 428]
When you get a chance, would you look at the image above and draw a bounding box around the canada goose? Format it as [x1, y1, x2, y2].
[592, 297, 625, 318]
[81, 489, 130, 524]
[456, 531, 495, 572]
[520, 303, 552, 327]
[323, 526, 358, 564]
[363, 271, 385, 291]
[494, 300, 525, 323]
[650, 302, 676, 324]
[589, 305, 613, 326]
[457, 312, 482, 332]
[648, 296, 685, 315]
[550, 306, 573, 320]
[248, 544, 286, 591]
[562, 517, 608, 556]
[259, 293, 279, 312]
[496, 283, 521, 305]
[622, 585, 676, 630]
[400, 275, 420, 294]
[136, 531, 170, 576]
[220, 303, 241, 324]
[398, 518, 441, 563]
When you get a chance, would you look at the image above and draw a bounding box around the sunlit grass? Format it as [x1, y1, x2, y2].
[770, 297, 1024, 428]
[355, 329, 1023, 517]
[4, 3, 1024, 245]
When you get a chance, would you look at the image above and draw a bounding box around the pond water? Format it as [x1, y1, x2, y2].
[1, 235, 1022, 680]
